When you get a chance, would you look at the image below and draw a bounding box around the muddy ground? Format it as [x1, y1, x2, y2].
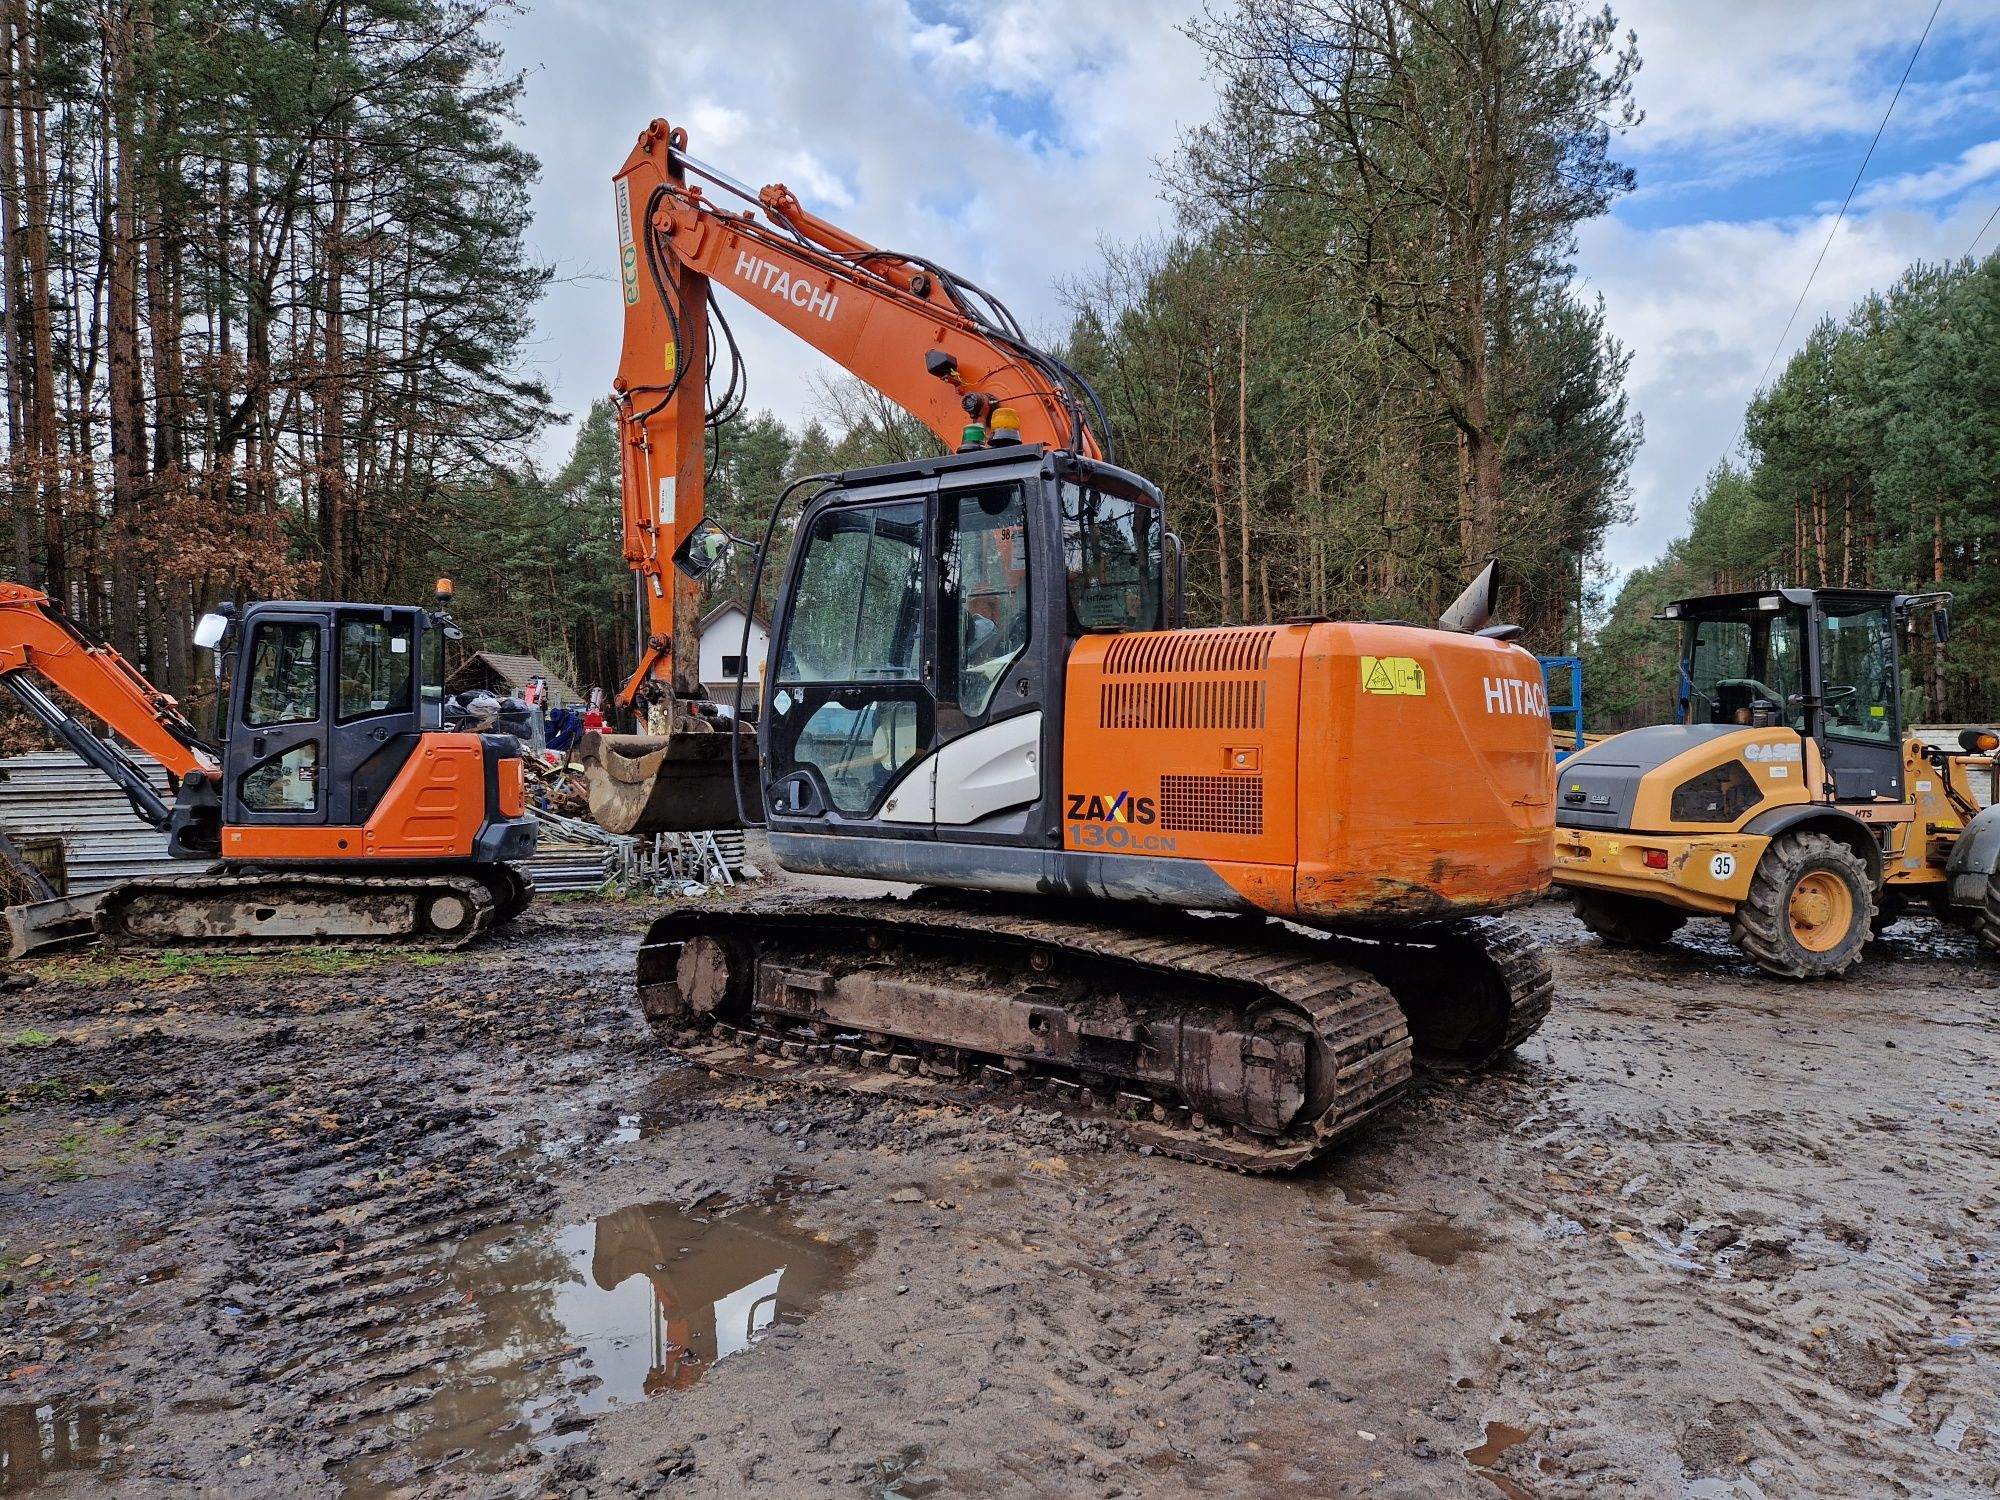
[1, 877, 1995, 1500]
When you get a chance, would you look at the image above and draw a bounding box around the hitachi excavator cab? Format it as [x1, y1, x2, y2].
[757, 445, 1165, 851]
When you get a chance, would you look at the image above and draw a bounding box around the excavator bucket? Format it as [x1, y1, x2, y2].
[4, 892, 104, 958]
[580, 730, 756, 835]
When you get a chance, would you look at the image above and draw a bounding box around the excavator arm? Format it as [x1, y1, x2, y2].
[610, 117, 1107, 703]
[0, 582, 217, 829]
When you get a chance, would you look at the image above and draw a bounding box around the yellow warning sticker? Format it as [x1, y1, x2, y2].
[1360, 656, 1426, 696]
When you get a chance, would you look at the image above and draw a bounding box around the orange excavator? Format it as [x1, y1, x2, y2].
[582, 118, 1559, 1169]
[0, 581, 535, 951]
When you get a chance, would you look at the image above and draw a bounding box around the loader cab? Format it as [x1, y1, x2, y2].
[1666, 587, 1905, 801]
[216, 601, 450, 829]
[755, 445, 1168, 851]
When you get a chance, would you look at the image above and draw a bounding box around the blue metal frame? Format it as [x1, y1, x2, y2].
[1539, 655, 1585, 762]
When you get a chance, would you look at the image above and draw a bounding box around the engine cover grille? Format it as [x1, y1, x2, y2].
[1160, 773, 1265, 836]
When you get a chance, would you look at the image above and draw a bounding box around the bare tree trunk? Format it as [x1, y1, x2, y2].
[318, 127, 351, 597]
[18, 5, 63, 602]
[1235, 304, 1251, 623]
[1932, 502, 1946, 714]
[1303, 428, 1322, 614]
[0, 0, 27, 579]
[104, 2, 147, 655]
[1811, 482, 1829, 586]
[1203, 357, 1230, 623]
[1840, 473, 1852, 587]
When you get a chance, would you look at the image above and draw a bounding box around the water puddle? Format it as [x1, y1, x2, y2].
[0, 1402, 130, 1494]
[1464, 1421, 1534, 1499]
[1330, 1248, 1386, 1281]
[340, 1197, 858, 1494]
[1391, 1215, 1487, 1267]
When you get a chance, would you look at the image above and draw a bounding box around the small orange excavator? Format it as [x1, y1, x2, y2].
[0, 580, 535, 951]
[580, 119, 1560, 1171]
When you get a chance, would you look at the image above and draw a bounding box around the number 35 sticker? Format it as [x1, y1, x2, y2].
[1710, 853, 1737, 880]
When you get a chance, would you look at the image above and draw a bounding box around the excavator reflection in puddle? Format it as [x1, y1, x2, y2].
[587, 1200, 854, 1398]
[342, 1198, 856, 1487]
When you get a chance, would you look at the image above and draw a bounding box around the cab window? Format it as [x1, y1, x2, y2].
[943, 483, 1029, 716]
[1819, 601, 1896, 742]
[778, 502, 924, 683]
[1683, 607, 1805, 726]
[243, 621, 322, 727]
[1062, 483, 1161, 633]
[772, 500, 927, 817]
[421, 626, 445, 728]
[337, 615, 414, 721]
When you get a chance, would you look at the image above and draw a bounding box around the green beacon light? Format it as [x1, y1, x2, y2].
[957, 423, 987, 453]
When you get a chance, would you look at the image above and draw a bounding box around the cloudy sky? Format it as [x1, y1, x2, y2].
[497, 0, 2000, 579]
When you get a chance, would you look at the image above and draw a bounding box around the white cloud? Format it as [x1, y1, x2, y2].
[498, 0, 1212, 470]
[1613, 0, 2000, 149]
[1853, 137, 2000, 208]
[1577, 197, 1998, 574]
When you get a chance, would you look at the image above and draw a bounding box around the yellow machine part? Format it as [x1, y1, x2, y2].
[1556, 828, 1767, 915]
[1556, 731, 1985, 913]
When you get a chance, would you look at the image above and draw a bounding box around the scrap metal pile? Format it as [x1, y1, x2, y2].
[441, 690, 754, 898]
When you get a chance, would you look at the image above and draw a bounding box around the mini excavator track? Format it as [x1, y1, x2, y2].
[638, 896, 1554, 1171]
[93, 867, 532, 951]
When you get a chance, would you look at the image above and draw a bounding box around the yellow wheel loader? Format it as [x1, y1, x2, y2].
[1554, 587, 2000, 979]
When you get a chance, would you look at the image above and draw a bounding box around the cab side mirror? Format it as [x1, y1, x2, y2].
[674, 518, 735, 580]
[1935, 608, 1951, 645]
[193, 605, 235, 652]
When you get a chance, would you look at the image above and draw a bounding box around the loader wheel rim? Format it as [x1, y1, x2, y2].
[1788, 872, 1853, 953]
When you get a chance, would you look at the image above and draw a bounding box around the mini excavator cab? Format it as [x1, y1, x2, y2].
[0, 576, 535, 950]
[164, 594, 532, 874]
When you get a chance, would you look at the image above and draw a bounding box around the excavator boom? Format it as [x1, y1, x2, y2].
[609, 118, 1104, 702]
[0, 582, 215, 827]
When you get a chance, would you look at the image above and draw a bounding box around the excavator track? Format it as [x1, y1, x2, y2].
[1314, 915, 1555, 1071]
[638, 896, 1419, 1173]
[94, 871, 507, 951]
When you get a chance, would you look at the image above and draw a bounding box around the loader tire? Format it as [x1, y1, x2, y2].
[1572, 889, 1687, 948]
[1974, 874, 2000, 958]
[1929, 888, 1979, 931]
[1731, 832, 1873, 979]
[1867, 890, 1907, 941]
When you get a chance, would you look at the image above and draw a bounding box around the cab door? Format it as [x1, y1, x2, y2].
[1814, 596, 1904, 801]
[927, 474, 1045, 829]
[325, 609, 423, 825]
[224, 611, 330, 827]
[762, 484, 936, 826]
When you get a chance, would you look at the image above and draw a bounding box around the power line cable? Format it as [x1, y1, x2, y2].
[1746, 0, 1943, 403]
[1963, 198, 2000, 260]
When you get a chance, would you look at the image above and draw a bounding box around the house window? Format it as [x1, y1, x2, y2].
[721, 654, 746, 677]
